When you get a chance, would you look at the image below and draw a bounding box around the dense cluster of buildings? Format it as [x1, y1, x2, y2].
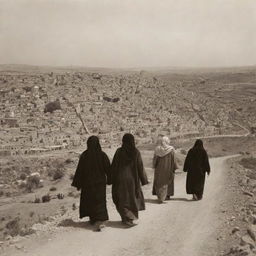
[0, 69, 247, 157]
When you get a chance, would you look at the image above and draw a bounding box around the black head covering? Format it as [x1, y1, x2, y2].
[71, 135, 106, 188]
[193, 139, 204, 149]
[121, 133, 136, 163]
[87, 136, 102, 152]
[122, 133, 135, 147]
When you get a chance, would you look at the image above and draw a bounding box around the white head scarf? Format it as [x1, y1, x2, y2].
[154, 136, 174, 157]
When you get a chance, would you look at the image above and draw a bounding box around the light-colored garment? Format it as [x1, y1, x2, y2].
[153, 150, 178, 202]
[154, 136, 174, 157]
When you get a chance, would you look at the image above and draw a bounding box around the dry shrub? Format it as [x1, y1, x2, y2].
[52, 169, 65, 180]
[42, 194, 51, 203]
[19, 173, 27, 180]
[57, 193, 64, 199]
[5, 217, 21, 237]
[0, 190, 4, 197]
[49, 186, 57, 191]
[48, 160, 65, 180]
[26, 175, 40, 192]
[34, 197, 40, 203]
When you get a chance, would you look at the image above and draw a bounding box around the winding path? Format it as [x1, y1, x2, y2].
[4, 155, 238, 256]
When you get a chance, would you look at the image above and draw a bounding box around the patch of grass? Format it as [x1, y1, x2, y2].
[239, 157, 256, 170]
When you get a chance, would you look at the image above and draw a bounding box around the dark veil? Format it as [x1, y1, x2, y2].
[193, 139, 204, 150]
[72, 136, 107, 188]
[121, 133, 137, 164]
[87, 135, 102, 153]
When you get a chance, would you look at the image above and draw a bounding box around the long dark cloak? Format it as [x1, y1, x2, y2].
[183, 141, 210, 197]
[71, 136, 111, 220]
[111, 134, 148, 221]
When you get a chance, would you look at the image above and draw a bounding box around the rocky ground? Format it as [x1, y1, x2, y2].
[0, 138, 255, 255]
[223, 156, 256, 256]
[0, 153, 255, 256]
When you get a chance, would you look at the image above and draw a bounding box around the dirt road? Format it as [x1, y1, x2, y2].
[4, 156, 236, 256]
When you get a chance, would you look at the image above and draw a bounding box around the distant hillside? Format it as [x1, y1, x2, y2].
[0, 65, 255, 156]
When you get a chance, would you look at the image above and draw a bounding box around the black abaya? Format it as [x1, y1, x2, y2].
[111, 134, 148, 222]
[71, 136, 111, 221]
[183, 141, 210, 199]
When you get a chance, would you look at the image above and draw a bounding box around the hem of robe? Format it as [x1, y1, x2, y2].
[79, 184, 108, 221]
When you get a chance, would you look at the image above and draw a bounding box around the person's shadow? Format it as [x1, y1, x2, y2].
[58, 218, 95, 231]
[168, 197, 192, 202]
[145, 198, 192, 204]
[106, 221, 130, 229]
[58, 218, 129, 231]
[145, 199, 164, 204]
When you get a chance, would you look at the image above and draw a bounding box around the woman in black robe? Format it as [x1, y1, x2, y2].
[111, 133, 148, 226]
[183, 139, 210, 200]
[71, 136, 111, 231]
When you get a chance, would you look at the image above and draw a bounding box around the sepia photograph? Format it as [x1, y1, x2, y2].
[0, 0, 256, 255]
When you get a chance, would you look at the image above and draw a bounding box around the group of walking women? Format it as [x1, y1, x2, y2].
[72, 133, 210, 231]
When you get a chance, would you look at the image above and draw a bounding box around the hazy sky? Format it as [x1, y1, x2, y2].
[1, 0, 256, 68]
